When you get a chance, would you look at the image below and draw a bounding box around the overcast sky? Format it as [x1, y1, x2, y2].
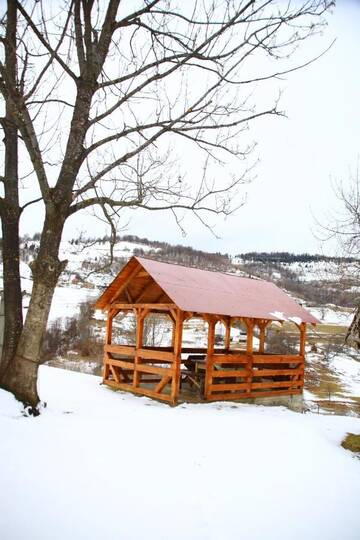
[22, 1, 360, 256]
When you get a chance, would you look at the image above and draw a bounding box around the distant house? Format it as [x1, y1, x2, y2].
[95, 257, 318, 405]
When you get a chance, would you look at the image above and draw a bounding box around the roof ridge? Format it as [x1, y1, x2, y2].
[135, 255, 263, 281]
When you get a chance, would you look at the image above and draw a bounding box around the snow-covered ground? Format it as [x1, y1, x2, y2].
[285, 260, 359, 282]
[332, 354, 360, 396]
[0, 366, 360, 540]
[308, 305, 355, 326]
[47, 286, 99, 325]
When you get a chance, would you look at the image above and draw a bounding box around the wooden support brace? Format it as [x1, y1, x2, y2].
[155, 375, 172, 395]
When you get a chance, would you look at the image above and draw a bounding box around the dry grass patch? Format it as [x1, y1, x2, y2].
[341, 433, 360, 454]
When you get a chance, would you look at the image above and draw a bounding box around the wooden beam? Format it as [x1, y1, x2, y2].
[299, 322, 307, 357]
[257, 319, 270, 354]
[105, 344, 136, 356]
[137, 348, 175, 361]
[204, 317, 216, 399]
[170, 310, 184, 404]
[108, 264, 142, 305]
[244, 318, 254, 394]
[102, 356, 110, 382]
[124, 287, 133, 303]
[134, 308, 144, 388]
[225, 317, 231, 350]
[112, 303, 177, 310]
[155, 375, 172, 394]
[134, 279, 156, 303]
[104, 380, 173, 403]
[105, 312, 113, 346]
[109, 364, 120, 383]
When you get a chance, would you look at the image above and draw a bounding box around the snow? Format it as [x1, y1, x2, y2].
[308, 306, 354, 326]
[269, 310, 286, 321]
[47, 286, 98, 325]
[1, 366, 360, 540]
[288, 316, 302, 325]
[332, 354, 360, 396]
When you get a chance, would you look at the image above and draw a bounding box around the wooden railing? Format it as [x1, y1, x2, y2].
[205, 353, 304, 401]
[103, 344, 175, 403]
[103, 345, 305, 404]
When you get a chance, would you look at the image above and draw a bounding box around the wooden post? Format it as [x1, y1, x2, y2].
[133, 308, 145, 388]
[299, 322, 306, 357]
[204, 317, 216, 400]
[258, 320, 268, 354]
[170, 310, 184, 404]
[103, 309, 115, 382]
[171, 320, 176, 349]
[225, 317, 231, 351]
[105, 309, 114, 345]
[245, 318, 254, 394]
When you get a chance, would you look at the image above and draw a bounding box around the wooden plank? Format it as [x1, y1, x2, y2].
[251, 380, 304, 389]
[252, 355, 303, 364]
[207, 391, 248, 400]
[210, 354, 249, 364]
[105, 344, 136, 356]
[249, 388, 303, 398]
[212, 369, 250, 378]
[103, 379, 172, 402]
[155, 375, 172, 394]
[209, 382, 248, 392]
[253, 368, 304, 377]
[106, 358, 135, 370]
[206, 389, 303, 402]
[137, 348, 175, 362]
[137, 364, 175, 377]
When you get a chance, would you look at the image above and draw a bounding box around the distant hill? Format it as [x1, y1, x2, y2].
[15, 233, 359, 309]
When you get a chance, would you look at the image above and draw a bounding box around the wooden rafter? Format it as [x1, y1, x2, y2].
[107, 264, 142, 306]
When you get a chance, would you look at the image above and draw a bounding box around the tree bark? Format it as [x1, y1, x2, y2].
[0, 1, 23, 380]
[1, 211, 67, 408]
[346, 306, 360, 350]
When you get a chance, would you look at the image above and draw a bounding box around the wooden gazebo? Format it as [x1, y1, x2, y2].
[95, 256, 318, 404]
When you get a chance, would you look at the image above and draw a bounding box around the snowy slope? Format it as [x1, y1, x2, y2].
[0, 366, 360, 540]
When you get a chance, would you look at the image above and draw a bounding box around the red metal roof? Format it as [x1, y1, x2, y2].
[96, 256, 318, 324]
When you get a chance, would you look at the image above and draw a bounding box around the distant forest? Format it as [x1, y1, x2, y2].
[236, 252, 357, 264]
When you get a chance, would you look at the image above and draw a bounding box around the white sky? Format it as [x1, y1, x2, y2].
[21, 1, 360, 256]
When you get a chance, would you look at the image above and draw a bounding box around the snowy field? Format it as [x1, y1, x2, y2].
[1, 366, 360, 540]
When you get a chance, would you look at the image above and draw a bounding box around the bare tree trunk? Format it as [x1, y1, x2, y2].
[346, 306, 360, 350]
[1, 211, 67, 408]
[0, 0, 23, 380]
